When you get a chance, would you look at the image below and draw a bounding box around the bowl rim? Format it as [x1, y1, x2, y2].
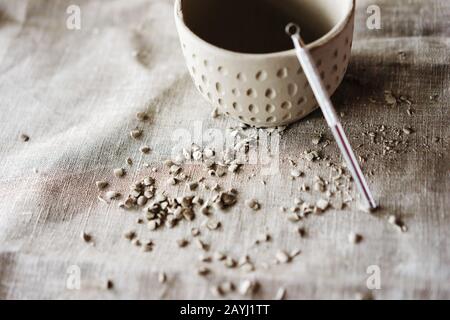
[174, 0, 355, 58]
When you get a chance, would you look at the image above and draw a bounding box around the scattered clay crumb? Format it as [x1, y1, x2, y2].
[96, 181, 108, 190]
[240, 262, 255, 272]
[219, 281, 235, 294]
[199, 254, 212, 263]
[206, 218, 221, 230]
[88, 112, 402, 298]
[212, 251, 226, 261]
[255, 233, 271, 244]
[204, 148, 214, 158]
[313, 178, 325, 192]
[297, 227, 306, 238]
[158, 272, 167, 284]
[290, 169, 302, 178]
[130, 129, 142, 139]
[105, 191, 121, 201]
[305, 150, 319, 162]
[311, 135, 322, 145]
[214, 189, 238, 209]
[142, 240, 154, 252]
[131, 238, 141, 247]
[287, 213, 300, 222]
[167, 177, 178, 185]
[113, 168, 125, 177]
[191, 228, 200, 237]
[290, 248, 301, 258]
[429, 94, 439, 102]
[388, 215, 408, 232]
[163, 159, 174, 167]
[195, 239, 209, 251]
[275, 250, 290, 264]
[275, 287, 286, 300]
[239, 279, 258, 296]
[81, 231, 92, 243]
[147, 220, 157, 231]
[224, 256, 237, 268]
[384, 90, 397, 106]
[402, 127, 414, 135]
[20, 133, 30, 142]
[348, 232, 363, 244]
[136, 112, 148, 121]
[188, 182, 198, 191]
[169, 164, 182, 175]
[237, 255, 250, 267]
[245, 199, 261, 211]
[210, 285, 223, 297]
[197, 266, 210, 276]
[176, 238, 189, 248]
[140, 145, 151, 154]
[123, 230, 137, 241]
[192, 150, 202, 161]
[106, 279, 114, 290]
[182, 148, 191, 160]
[316, 198, 329, 212]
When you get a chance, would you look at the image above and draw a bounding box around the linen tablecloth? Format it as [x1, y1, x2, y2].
[0, 0, 449, 299]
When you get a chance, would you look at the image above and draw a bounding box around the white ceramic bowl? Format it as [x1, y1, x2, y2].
[174, 0, 355, 127]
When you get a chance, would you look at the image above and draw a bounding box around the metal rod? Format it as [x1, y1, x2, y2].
[285, 23, 377, 210]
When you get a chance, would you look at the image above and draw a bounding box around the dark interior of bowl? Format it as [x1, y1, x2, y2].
[181, 0, 335, 54]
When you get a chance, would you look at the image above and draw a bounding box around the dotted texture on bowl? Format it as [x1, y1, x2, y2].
[177, 10, 355, 127]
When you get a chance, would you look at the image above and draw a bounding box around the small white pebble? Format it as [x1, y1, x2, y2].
[105, 191, 121, 201]
[316, 198, 329, 211]
[275, 250, 290, 263]
[113, 168, 125, 177]
[290, 169, 302, 178]
[96, 181, 108, 190]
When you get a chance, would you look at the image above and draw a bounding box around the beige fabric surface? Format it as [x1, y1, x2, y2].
[0, 0, 449, 299]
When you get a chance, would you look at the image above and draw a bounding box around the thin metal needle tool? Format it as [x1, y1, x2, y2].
[285, 23, 377, 210]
